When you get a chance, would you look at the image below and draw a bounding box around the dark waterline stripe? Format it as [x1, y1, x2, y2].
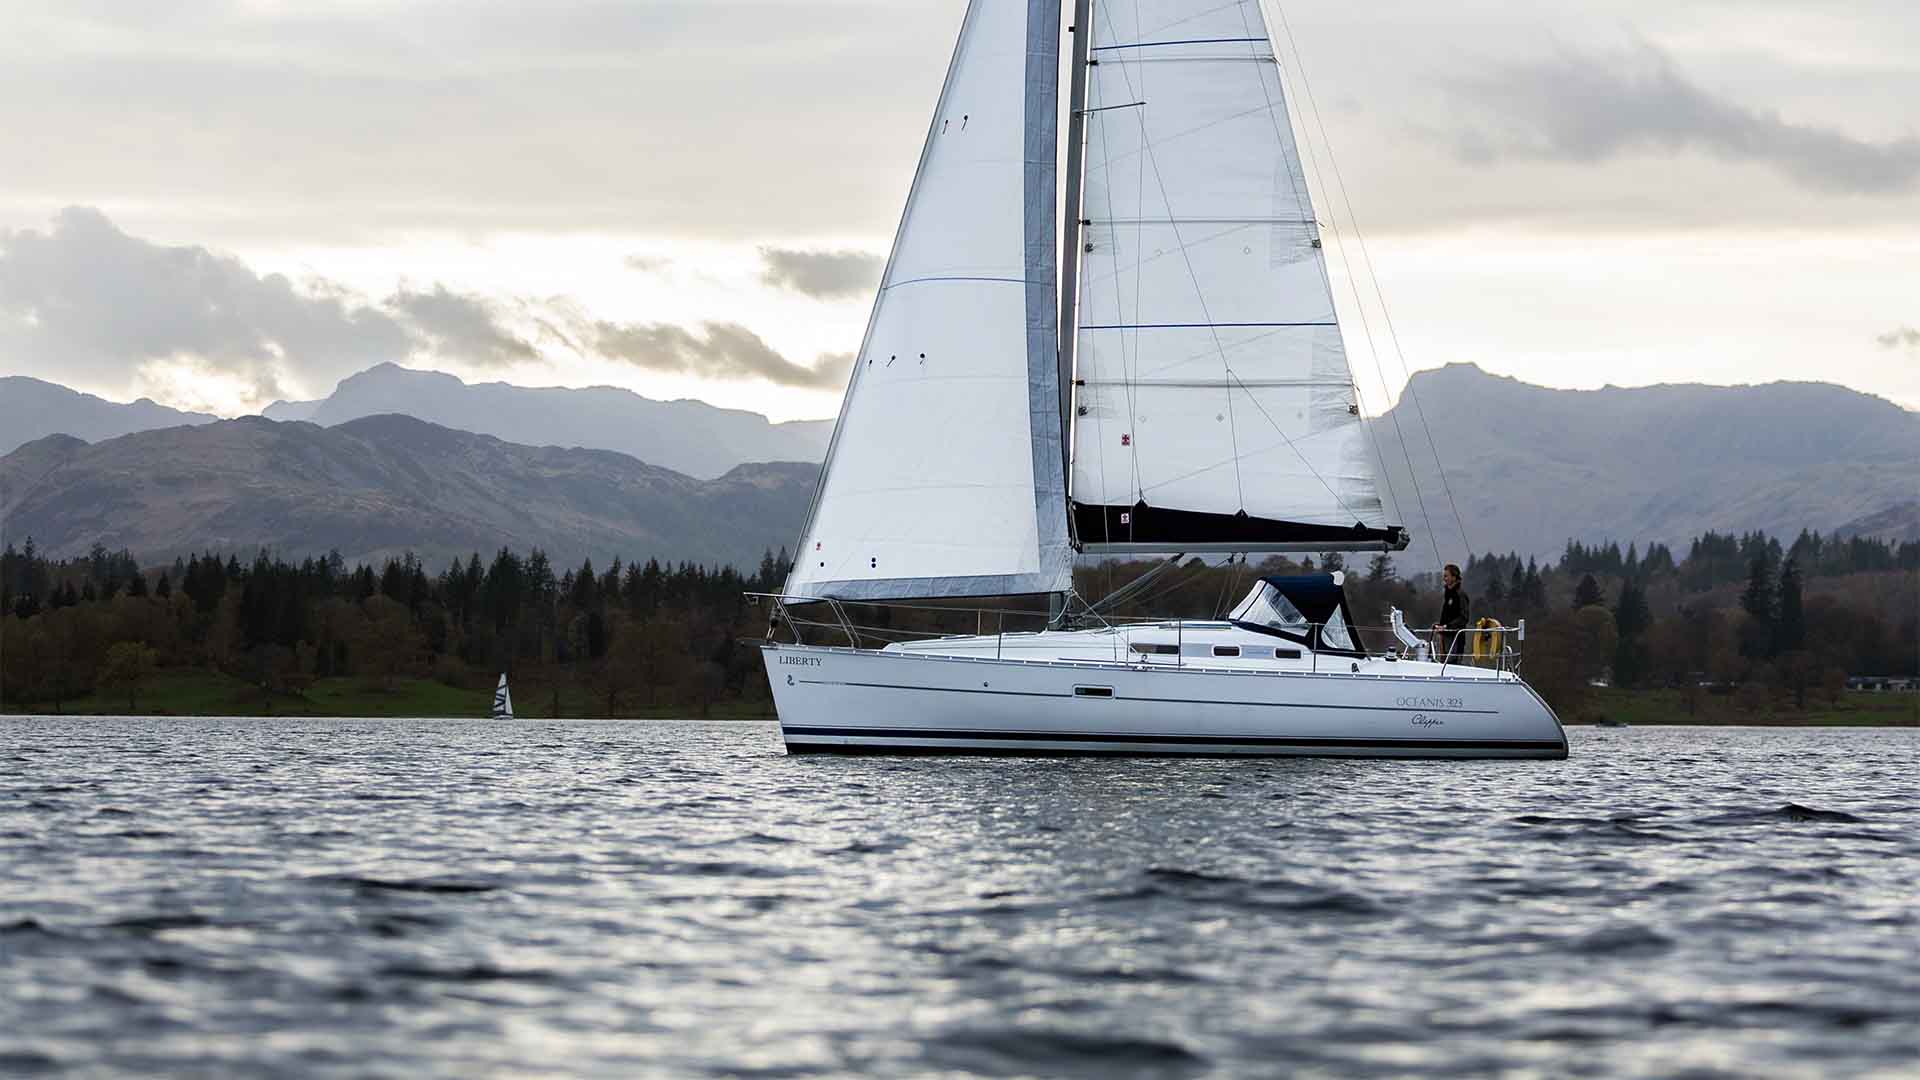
[784, 725, 1563, 751]
[798, 678, 1499, 715]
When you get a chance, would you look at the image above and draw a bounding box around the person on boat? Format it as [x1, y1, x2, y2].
[1432, 563, 1470, 663]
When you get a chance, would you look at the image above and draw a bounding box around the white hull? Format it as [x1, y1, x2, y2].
[763, 633, 1567, 760]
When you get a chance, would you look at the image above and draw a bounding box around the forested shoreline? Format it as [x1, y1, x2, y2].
[2, 529, 1915, 722]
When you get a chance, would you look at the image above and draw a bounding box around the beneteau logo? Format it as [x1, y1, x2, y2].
[1410, 714, 1443, 728]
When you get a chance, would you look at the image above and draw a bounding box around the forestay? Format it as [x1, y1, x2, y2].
[785, 0, 1073, 601]
[1067, 0, 1397, 552]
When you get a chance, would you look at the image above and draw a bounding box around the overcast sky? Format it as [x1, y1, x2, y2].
[2, 0, 1916, 420]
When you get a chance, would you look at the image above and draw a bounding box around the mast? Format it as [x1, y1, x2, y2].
[1057, 0, 1093, 546]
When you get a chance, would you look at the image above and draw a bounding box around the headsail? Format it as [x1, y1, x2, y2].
[783, 0, 1072, 602]
[1065, 0, 1402, 553]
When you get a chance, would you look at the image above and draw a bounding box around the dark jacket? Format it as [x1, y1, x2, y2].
[1439, 586, 1470, 631]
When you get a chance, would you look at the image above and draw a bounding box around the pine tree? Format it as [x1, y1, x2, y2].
[1612, 579, 1652, 687]
[1366, 553, 1395, 582]
[1573, 573, 1604, 608]
[1740, 554, 1777, 658]
[1776, 556, 1805, 654]
[1522, 558, 1547, 610]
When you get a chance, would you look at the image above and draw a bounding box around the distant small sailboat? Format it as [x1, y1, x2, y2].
[492, 674, 514, 720]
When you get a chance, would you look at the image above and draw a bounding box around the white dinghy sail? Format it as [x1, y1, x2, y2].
[492, 674, 513, 721]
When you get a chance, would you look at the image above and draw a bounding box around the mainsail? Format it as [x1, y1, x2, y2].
[1065, 0, 1401, 553]
[492, 674, 513, 720]
[783, 0, 1072, 601]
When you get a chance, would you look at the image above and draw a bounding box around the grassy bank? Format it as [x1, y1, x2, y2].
[1572, 687, 1919, 727]
[3, 669, 777, 720]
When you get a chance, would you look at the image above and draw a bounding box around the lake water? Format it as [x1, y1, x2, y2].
[1, 718, 1915, 1078]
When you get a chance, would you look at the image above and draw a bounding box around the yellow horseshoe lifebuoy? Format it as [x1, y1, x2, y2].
[1472, 617, 1502, 662]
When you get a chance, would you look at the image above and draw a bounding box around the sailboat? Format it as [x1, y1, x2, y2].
[761, 0, 1566, 758]
[492, 673, 514, 721]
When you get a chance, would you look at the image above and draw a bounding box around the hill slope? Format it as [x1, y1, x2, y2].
[0, 415, 816, 571]
[1372, 364, 1920, 564]
[284, 363, 834, 479]
[0, 376, 218, 455]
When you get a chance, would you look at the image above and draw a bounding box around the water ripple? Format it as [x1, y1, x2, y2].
[1, 718, 1915, 1077]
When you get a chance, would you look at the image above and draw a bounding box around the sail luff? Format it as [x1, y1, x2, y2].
[1058, 0, 1095, 540]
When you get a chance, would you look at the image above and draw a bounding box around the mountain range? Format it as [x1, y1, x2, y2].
[0, 376, 217, 455]
[262, 363, 833, 479]
[2, 362, 1915, 572]
[0, 415, 816, 572]
[1372, 364, 1920, 565]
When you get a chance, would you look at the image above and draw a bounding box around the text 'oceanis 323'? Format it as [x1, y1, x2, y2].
[754, 0, 1567, 760]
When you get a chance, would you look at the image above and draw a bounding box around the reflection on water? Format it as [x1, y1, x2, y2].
[1, 718, 1916, 1077]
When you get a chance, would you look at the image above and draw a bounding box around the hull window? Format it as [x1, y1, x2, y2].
[1129, 643, 1179, 656]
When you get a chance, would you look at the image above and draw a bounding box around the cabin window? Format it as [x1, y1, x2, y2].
[1129, 643, 1178, 656]
[1322, 607, 1356, 651]
[1228, 582, 1309, 633]
[1212, 645, 1241, 657]
[1073, 685, 1114, 698]
[1274, 647, 1302, 659]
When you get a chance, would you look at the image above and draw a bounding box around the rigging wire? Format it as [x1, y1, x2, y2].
[1232, 0, 1408, 547]
[1268, 1, 1474, 561]
[1255, 2, 1437, 570]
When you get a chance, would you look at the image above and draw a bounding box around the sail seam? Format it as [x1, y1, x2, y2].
[884, 275, 1029, 289]
[1082, 321, 1335, 329]
[1092, 37, 1267, 50]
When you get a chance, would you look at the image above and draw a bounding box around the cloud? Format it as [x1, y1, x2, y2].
[1877, 326, 1920, 350]
[0, 208, 857, 409]
[592, 319, 852, 388]
[758, 247, 883, 300]
[624, 254, 670, 273]
[387, 284, 541, 368]
[1448, 41, 1920, 195]
[0, 206, 412, 406]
